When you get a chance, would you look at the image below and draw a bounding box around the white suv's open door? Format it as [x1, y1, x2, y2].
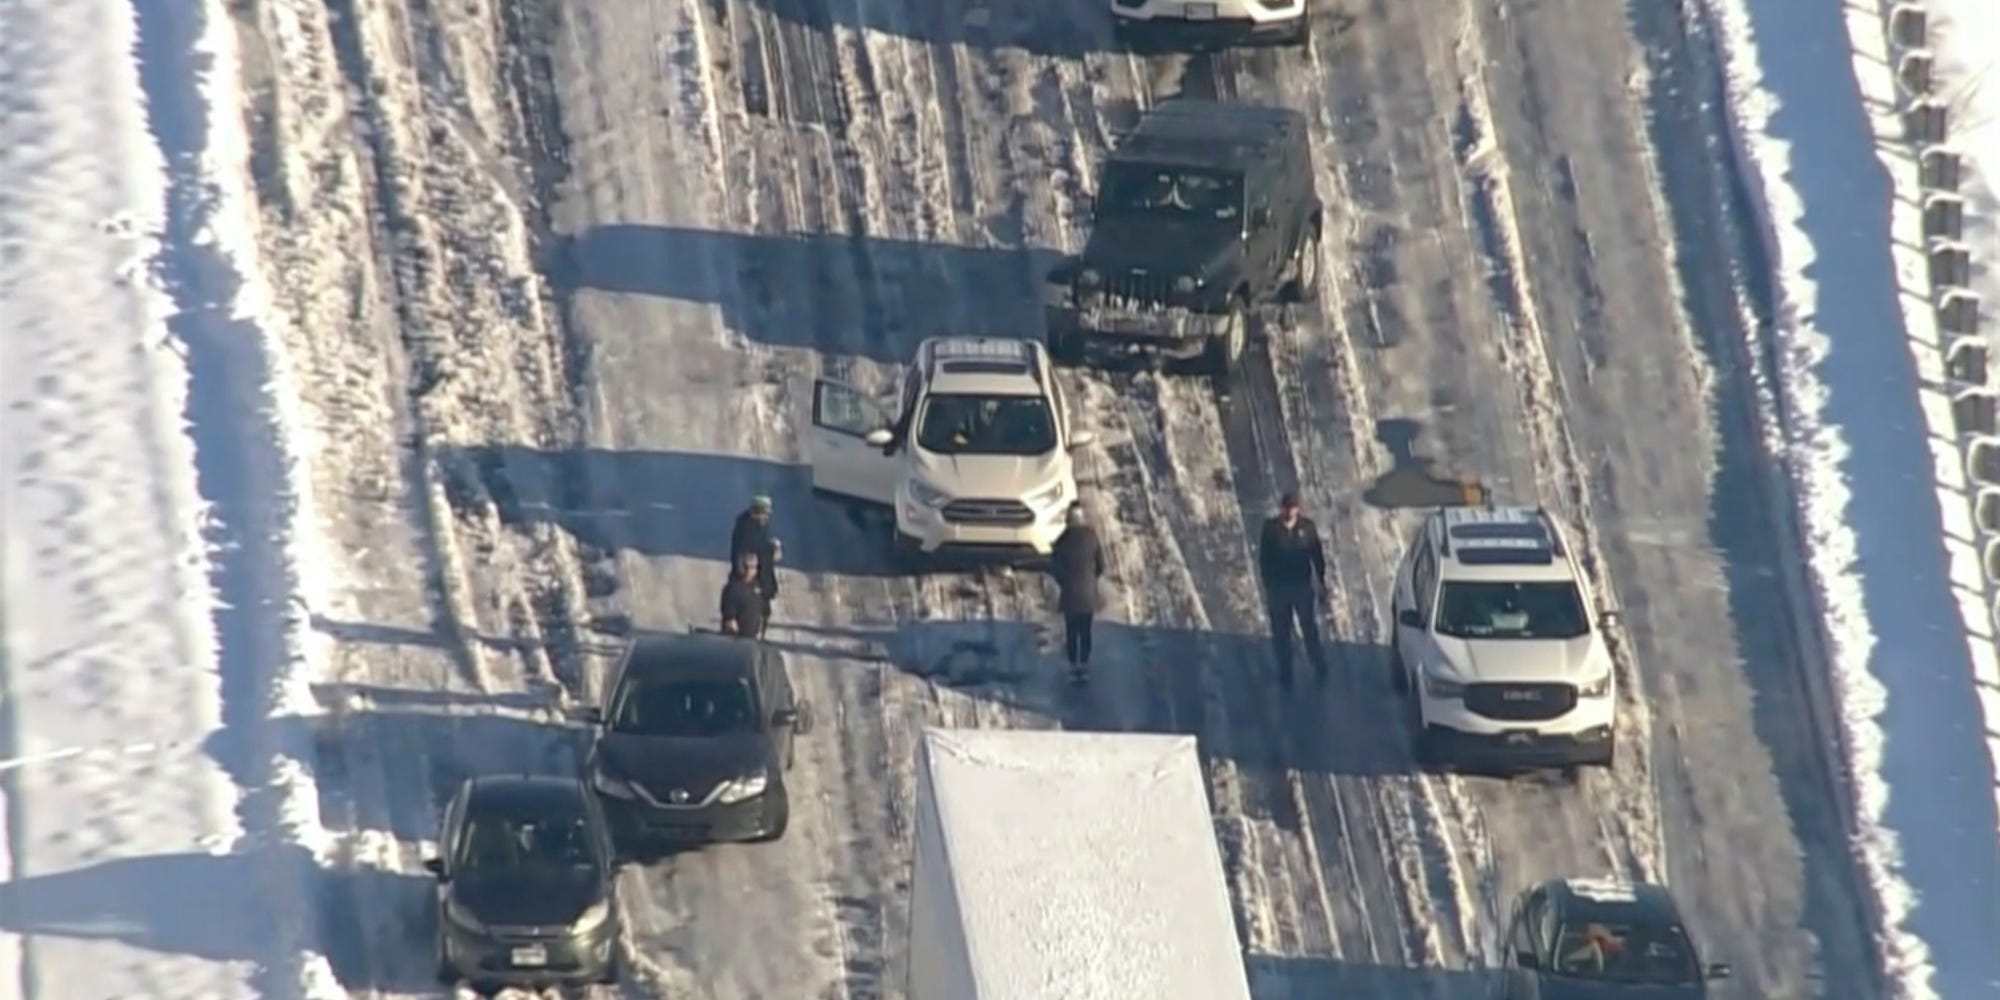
[803, 378, 899, 506]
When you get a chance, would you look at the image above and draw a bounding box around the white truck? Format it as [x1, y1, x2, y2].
[906, 727, 1254, 1000]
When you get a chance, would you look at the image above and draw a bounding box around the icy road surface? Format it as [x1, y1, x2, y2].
[224, 0, 1888, 995]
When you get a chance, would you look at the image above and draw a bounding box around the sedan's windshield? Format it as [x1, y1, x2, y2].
[916, 394, 1057, 456]
[456, 813, 599, 875]
[1551, 920, 1701, 986]
[611, 677, 758, 737]
[1098, 163, 1243, 222]
[1435, 581, 1588, 640]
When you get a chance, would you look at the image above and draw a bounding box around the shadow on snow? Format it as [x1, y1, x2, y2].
[545, 224, 1063, 365]
[1246, 952, 1492, 999]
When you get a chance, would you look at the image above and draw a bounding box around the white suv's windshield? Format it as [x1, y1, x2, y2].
[916, 394, 1057, 456]
[1435, 581, 1589, 640]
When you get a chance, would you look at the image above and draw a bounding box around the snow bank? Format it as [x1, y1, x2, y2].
[1925, 0, 2000, 319]
[1, 0, 342, 996]
[908, 728, 1252, 1000]
[1688, 0, 2000, 996]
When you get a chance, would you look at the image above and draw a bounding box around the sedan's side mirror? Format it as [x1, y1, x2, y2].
[771, 708, 798, 730]
[1513, 950, 1538, 971]
[1068, 430, 1098, 449]
[1705, 962, 1731, 980]
[423, 857, 447, 879]
[569, 705, 604, 725]
[1397, 609, 1424, 629]
[1599, 609, 1623, 629]
[864, 428, 894, 448]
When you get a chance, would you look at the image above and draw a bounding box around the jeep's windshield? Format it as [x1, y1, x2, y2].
[1435, 581, 1589, 640]
[610, 677, 758, 737]
[916, 394, 1057, 456]
[1550, 920, 1701, 986]
[1098, 163, 1243, 222]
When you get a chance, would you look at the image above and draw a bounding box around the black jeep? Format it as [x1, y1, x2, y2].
[1044, 98, 1322, 383]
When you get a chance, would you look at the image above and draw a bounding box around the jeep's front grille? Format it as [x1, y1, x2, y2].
[1098, 269, 1176, 309]
[1463, 682, 1577, 721]
[942, 499, 1036, 525]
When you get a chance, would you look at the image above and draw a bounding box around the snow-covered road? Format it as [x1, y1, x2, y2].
[241, 0, 1883, 994]
[2, 0, 1908, 995]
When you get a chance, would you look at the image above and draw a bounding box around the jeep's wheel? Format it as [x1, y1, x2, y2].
[1285, 220, 1322, 303]
[1204, 301, 1248, 388]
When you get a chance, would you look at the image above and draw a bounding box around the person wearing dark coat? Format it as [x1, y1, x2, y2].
[729, 494, 782, 606]
[1258, 492, 1330, 684]
[1049, 503, 1106, 676]
[719, 552, 771, 639]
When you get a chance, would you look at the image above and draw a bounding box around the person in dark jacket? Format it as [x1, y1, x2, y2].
[1258, 492, 1330, 684]
[729, 494, 782, 609]
[1048, 503, 1106, 681]
[719, 552, 771, 639]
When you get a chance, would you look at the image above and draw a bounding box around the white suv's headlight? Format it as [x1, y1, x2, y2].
[1578, 671, 1612, 698]
[1027, 480, 1068, 509]
[1421, 665, 1465, 699]
[715, 769, 769, 804]
[908, 481, 949, 508]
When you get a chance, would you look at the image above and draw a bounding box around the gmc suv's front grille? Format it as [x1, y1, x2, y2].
[1463, 682, 1577, 721]
[1099, 269, 1176, 308]
[942, 499, 1036, 525]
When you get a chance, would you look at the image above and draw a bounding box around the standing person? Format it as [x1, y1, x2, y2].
[1258, 492, 1330, 685]
[719, 552, 771, 639]
[1049, 503, 1106, 684]
[730, 494, 782, 616]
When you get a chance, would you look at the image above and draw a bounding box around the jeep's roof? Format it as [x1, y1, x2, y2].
[1430, 505, 1578, 583]
[918, 336, 1046, 398]
[1111, 99, 1305, 170]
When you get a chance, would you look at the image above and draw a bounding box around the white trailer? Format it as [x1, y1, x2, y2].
[906, 727, 1254, 1000]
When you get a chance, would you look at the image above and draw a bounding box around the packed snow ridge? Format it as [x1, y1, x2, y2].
[1694, 0, 2000, 995]
[1, 0, 342, 997]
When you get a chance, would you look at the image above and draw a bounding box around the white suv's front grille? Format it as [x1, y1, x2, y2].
[942, 499, 1036, 525]
[1463, 682, 1578, 721]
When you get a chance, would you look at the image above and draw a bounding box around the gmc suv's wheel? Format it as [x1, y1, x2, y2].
[1284, 218, 1322, 303]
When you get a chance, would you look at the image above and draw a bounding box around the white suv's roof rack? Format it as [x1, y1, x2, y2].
[1436, 505, 1565, 564]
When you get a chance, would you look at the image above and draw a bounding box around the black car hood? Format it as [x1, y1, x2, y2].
[450, 869, 604, 928]
[597, 732, 770, 801]
[1524, 978, 1706, 1000]
[1082, 215, 1238, 275]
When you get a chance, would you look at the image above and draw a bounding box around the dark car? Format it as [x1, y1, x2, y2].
[424, 775, 621, 992]
[577, 630, 815, 848]
[1498, 877, 1732, 999]
[1044, 98, 1322, 383]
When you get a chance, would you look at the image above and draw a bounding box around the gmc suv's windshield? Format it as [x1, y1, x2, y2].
[1098, 163, 1243, 222]
[916, 394, 1057, 456]
[456, 813, 598, 875]
[1435, 581, 1589, 640]
[611, 677, 758, 737]
[1551, 920, 1700, 986]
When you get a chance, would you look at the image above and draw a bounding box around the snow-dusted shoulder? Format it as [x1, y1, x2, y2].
[0, 0, 338, 997]
[1693, 0, 2000, 994]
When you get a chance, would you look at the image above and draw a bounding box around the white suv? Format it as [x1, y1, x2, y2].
[802, 336, 1095, 565]
[1110, 0, 1309, 49]
[1389, 504, 1620, 772]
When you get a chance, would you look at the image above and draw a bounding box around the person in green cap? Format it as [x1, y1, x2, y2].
[730, 494, 782, 634]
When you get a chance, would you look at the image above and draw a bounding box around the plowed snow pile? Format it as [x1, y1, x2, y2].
[0, 0, 338, 996]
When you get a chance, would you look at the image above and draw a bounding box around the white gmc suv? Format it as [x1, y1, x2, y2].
[802, 336, 1095, 566]
[1110, 0, 1309, 49]
[1389, 504, 1621, 774]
